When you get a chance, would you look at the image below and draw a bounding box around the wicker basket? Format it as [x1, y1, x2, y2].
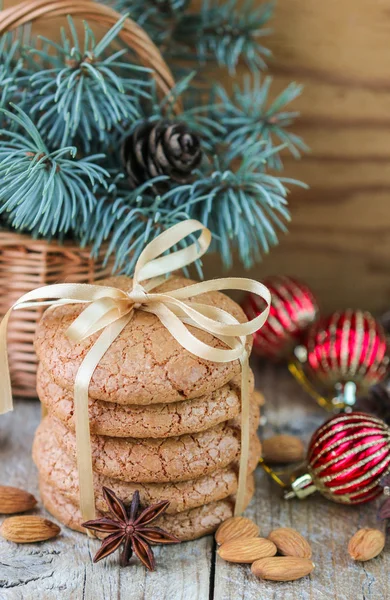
[0, 0, 176, 398]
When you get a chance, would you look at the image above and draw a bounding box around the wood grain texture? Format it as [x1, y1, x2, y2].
[1, 364, 389, 599]
[214, 366, 389, 600]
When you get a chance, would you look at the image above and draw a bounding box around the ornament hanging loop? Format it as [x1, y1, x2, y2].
[289, 358, 352, 413]
[259, 457, 316, 500]
[258, 457, 288, 489]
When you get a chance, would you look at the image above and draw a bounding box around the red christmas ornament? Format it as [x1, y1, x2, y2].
[291, 309, 389, 411]
[285, 412, 390, 504]
[242, 276, 318, 360]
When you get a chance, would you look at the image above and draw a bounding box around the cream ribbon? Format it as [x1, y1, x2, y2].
[0, 220, 270, 524]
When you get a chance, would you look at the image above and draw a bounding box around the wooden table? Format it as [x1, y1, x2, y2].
[0, 364, 388, 600]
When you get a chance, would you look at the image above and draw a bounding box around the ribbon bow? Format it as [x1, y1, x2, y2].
[0, 220, 270, 524]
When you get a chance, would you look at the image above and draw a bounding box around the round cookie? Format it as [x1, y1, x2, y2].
[47, 390, 260, 480]
[37, 364, 255, 438]
[34, 276, 252, 405]
[33, 417, 260, 515]
[39, 477, 255, 541]
[48, 415, 240, 483]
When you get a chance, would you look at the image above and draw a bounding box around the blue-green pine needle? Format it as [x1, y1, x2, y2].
[0, 106, 109, 237]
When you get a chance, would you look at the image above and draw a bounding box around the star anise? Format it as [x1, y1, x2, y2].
[82, 487, 180, 569]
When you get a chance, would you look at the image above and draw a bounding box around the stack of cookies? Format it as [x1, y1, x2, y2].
[32, 276, 261, 541]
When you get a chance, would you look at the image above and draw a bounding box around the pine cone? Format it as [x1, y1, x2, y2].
[121, 120, 202, 191]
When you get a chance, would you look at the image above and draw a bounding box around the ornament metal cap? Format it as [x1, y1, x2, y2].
[284, 466, 317, 500]
[261, 412, 390, 506]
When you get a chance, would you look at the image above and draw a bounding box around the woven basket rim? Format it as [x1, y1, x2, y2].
[0, 230, 108, 253]
[0, 0, 178, 102]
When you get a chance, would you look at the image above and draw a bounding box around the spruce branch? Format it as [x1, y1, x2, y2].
[134, 74, 226, 154]
[0, 106, 109, 236]
[100, 71, 307, 272]
[171, 0, 273, 74]
[0, 35, 25, 118]
[82, 176, 201, 275]
[111, 0, 190, 45]
[0, 1, 307, 275]
[213, 74, 308, 168]
[136, 71, 197, 121]
[180, 149, 306, 269]
[28, 15, 152, 151]
[93, 74, 204, 171]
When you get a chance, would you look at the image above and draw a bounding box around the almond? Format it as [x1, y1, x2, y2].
[251, 556, 315, 581]
[0, 516, 60, 543]
[0, 486, 37, 514]
[348, 528, 385, 561]
[218, 537, 277, 563]
[262, 434, 305, 464]
[215, 517, 259, 545]
[268, 527, 312, 558]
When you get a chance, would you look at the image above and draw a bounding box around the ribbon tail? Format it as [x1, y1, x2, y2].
[73, 313, 133, 530]
[0, 309, 14, 414]
[234, 353, 250, 516]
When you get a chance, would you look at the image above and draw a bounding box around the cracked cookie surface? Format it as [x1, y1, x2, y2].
[47, 415, 260, 484]
[37, 364, 255, 438]
[39, 477, 255, 541]
[34, 276, 251, 405]
[33, 419, 259, 515]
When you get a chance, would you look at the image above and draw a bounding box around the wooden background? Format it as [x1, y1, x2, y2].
[3, 0, 390, 314]
[204, 0, 390, 315]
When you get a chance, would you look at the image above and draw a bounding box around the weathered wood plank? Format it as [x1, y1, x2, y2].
[1, 365, 389, 599]
[213, 365, 390, 600]
[0, 401, 212, 600]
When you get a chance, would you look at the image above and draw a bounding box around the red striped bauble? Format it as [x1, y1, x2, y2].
[241, 276, 318, 360]
[302, 309, 388, 396]
[306, 412, 390, 504]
